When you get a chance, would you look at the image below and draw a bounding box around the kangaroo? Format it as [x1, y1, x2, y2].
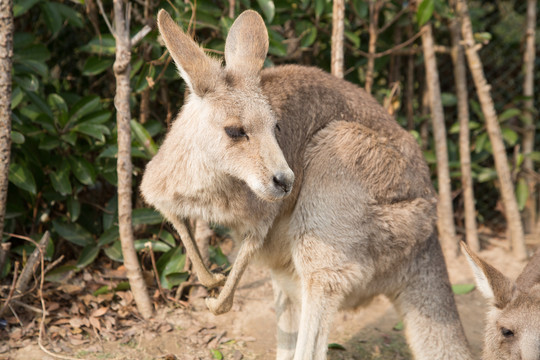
[141, 9, 473, 360]
[461, 242, 540, 360]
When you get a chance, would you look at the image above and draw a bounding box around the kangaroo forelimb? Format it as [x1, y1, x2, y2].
[169, 216, 226, 289]
[205, 237, 258, 315]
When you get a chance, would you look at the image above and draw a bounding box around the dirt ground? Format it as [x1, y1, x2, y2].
[5, 239, 533, 360]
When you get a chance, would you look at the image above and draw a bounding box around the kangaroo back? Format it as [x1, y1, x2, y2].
[462, 242, 540, 360]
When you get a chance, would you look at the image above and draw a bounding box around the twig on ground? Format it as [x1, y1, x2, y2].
[11, 299, 48, 315]
[0, 261, 19, 316]
[43, 255, 64, 275]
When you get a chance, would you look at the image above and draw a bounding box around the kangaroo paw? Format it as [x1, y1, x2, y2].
[200, 272, 226, 289]
[205, 296, 233, 315]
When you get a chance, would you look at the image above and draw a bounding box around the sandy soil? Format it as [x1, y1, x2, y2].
[6, 241, 531, 360]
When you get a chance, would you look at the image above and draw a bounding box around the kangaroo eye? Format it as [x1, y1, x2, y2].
[225, 126, 248, 140]
[275, 123, 281, 132]
[501, 327, 514, 338]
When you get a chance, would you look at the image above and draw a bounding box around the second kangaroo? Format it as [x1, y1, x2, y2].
[141, 9, 472, 360]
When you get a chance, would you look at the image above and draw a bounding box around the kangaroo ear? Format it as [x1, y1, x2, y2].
[225, 10, 268, 76]
[460, 242, 515, 309]
[157, 10, 221, 96]
[516, 249, 540, 292]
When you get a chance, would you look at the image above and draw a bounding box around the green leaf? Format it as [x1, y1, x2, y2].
[475, 132, 488, 153]
[328, 343, 346, 350]
[82, 56, 114, 76]
[67, 198, 81, 221]
[165, 271, 190, 287]
[344, 31, 360, 49]
[76, 245, 100, 268]
[41, 2, 63, 35]
[501, 127, 518, 146]
[441, 92, 457, 107]
[131, 120, 157, 157]
[104, 240, 123, 262]
[393, 321, 404, 331]
[98, 226, 119, 246]
[79, 110, 112, 125]
[134, 239, 172, 253]
[93, 285, 111, 296]
[210, 349, 223, 360]
[52, 220, 94, 247]
[132, 208, 163, 226]
[102, 195, 118, 231]
[157, 247, 186, 289]
[45, 265, 78, 282]
[69, 156, 96, 185]
[69, 96, 101, 124]
[80, 35, 116, 55]
[39, 135, 61, 150]
[48, 93, 69, 127]
[474, 32, 492, 43]
[452, 283, 475, 295]
[416, 0, 434, 27]
[256, 0, 275, 23]
[268, 30, 287, 57]
[25, 91, 54, 119]
[516, 178, 528, 211]
[477, 168, 497, 183]
[55, 2, 84, 28]
[14, 0, 41, 17]
[315, 0, 325, 18]
[13, 74, 39, 91]
[11, 131, 25, 144]
[498, 108, 521, 122]
[9, 162, 36, 194]
[527, 151, 540, 162]
[209, 246, 230, 267]
[352, 0, 368, 19]
[49, 161, 72, 195]
[72, 123, 110, 142]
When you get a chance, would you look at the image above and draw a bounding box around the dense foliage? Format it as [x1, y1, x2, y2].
[3, 0, 539, 280]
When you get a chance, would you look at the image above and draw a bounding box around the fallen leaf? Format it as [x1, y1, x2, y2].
[91, 306, 108, 318]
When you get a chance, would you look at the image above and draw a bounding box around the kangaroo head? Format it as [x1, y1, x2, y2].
[461, 242, 540, 360]
[156, 10, 294, 202]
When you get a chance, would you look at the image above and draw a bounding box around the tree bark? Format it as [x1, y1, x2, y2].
[449, 12, 479, 252]
[0, 0, 13, 269]
[522, 0, 537, 235]
[331, 0, 345, 78]
[365, 1, 381, 94]
[113, 0, 153, 319]
[421, 24, 457, 256]
[457, 0, 526, 260]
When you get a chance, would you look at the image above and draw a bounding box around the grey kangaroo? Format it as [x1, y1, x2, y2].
[462, 242, 540, 360]
[141, 9, 473, 360]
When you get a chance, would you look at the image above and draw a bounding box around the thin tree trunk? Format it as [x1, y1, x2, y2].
[331, 0, 345, 78]
[449, 13, 479, 252]
[421, 24, 457, 256]
[113, 0, 153, 318]
[457, 0, 526, 260]
[522, 0, 537, 235]
[0, 0, 13, 272]
[365, 0, 381, 94]
[406, 54, 414, 130]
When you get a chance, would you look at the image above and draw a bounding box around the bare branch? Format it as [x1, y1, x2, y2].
[96, 0, 115, 36]
[131, 24, 152, 46]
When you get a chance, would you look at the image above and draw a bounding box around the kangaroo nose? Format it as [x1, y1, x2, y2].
[273, 171, 294, 194]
